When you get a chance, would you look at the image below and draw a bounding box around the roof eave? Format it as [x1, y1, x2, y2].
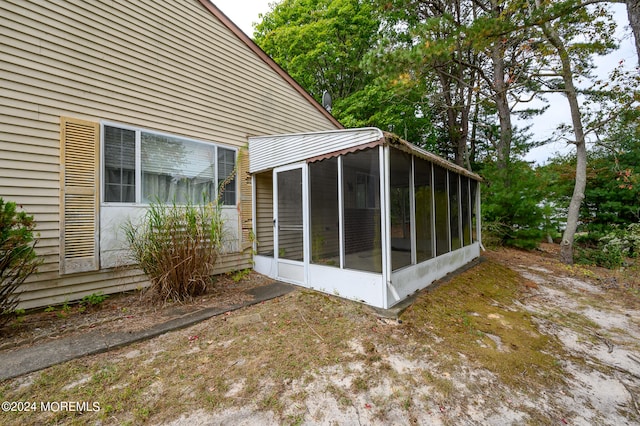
[382, 132, 483, 182]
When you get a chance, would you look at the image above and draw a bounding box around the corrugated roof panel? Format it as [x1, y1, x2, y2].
[248, 128, 384, 173]
[248, 127, 482, 182]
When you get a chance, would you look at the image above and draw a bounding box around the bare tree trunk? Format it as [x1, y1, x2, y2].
[627, 0, 640, 64]
[539, 10, 587, 265]
[492, 45, 513, 169]
[438, 70, 471, 167]
[490, 0, 513, 169]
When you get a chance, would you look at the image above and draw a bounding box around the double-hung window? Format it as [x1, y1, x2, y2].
[103, 124, 236, 205]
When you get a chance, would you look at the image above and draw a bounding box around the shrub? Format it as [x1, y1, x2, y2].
[1, 198, 41, 328]
[481, 162, 550, 250]
[576, 223, 640, 268]
[600, 223, 640, 259]
[123, 200, 225, 302]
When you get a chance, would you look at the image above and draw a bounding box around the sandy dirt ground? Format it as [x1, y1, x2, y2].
[1, 246, 639, 425]
[165, 247, 640, 425]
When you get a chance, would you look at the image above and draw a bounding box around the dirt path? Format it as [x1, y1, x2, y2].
[509, 258, 640, 425]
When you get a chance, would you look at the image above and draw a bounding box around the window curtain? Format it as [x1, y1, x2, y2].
[141, 133, 215, 204]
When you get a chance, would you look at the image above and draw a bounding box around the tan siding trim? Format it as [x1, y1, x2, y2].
[0, 169, 57, 181]
[0, 177, 58, 189]
[0, 140, 59, 157]
[2, 9, 327, 128]
[17, 252, 253, 309]
[59, 117, 99, 274]
[255, 173, 274, 255]
[20, 267, 144, 293]
[0, 186, 57, 197]
[2, 2, 340, 138]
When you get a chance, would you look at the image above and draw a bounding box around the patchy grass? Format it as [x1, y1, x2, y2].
[0, 257, 574, 425]
[401, 260, 564, 390]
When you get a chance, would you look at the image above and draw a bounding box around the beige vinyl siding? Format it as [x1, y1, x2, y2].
[2, 1, 335, 138]
[255, 172, 275, 256]
[0, 0, 339, 308]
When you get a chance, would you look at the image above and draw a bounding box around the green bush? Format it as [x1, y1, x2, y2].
[123, 200, 225, 302]
[576, 223, 640, 268]
[600, 223, 640, 259]
[1, 198, 41, 328]
[481, 162, 550, 250]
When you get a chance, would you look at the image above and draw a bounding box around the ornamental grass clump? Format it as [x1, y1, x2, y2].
[123, 200, 225, 302]
[0, 198, 41, 328]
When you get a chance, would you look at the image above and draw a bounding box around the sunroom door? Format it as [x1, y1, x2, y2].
[274, 165, 306, 284]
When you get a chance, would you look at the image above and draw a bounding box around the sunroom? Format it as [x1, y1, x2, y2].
[249, 128, 482, 309]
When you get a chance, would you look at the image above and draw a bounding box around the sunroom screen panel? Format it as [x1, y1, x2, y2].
[461, 176, 472, 246]
[310, 158, 340, 267]
[415, 158, 434, 262]
[449, 171, 461, 250]
[277, 169, 303, 261]
[390, 149, 412, 270]
[342, 148, 382, 273]
[434, 165, 449, 256]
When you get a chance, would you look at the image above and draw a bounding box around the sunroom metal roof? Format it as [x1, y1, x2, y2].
[248, 127, 482, 181]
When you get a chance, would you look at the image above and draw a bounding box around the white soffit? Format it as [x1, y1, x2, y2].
[248, 128, 384, 174]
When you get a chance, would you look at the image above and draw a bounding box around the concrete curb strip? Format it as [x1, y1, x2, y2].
[0, 281, 295, 381]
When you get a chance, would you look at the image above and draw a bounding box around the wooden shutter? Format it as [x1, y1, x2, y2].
[60, 117, 100, 274]
[238, 147, 253, 251]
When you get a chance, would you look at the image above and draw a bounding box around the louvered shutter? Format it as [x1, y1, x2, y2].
[60, 117, 100, 274]
[238, 147, 253, 251]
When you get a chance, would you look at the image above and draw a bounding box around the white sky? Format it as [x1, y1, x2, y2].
[212, 1, 637, 165]
[213, 0, 271, 37]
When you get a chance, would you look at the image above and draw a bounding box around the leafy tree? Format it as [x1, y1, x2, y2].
[517, 0, 620, 263]
[254, 0, 636, 256]
[336, 76, 441, 147]
[540, 109, 639, 240]
[371, 0, 556, 172]
[627, 0, 640, 62]
[255, 0, 438, 146]
[584, 111, 640, 233]
[371, 0, 482, 166]
[254, 0, 379, 102]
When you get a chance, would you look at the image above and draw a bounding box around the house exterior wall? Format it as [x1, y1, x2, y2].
[0, 0, 339, 309]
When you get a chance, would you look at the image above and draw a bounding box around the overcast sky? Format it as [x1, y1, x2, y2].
[212, 0, 637, 165]
[213, 0, 271, 36]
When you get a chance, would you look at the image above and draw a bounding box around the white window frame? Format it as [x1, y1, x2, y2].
[100, 122, 238, 207]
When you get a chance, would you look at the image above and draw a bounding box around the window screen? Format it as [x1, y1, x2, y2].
[218, 147, 236, 206]
[104, 126, 136, 203]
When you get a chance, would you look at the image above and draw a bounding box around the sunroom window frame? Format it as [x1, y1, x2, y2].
[100, 122, 238, 207]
